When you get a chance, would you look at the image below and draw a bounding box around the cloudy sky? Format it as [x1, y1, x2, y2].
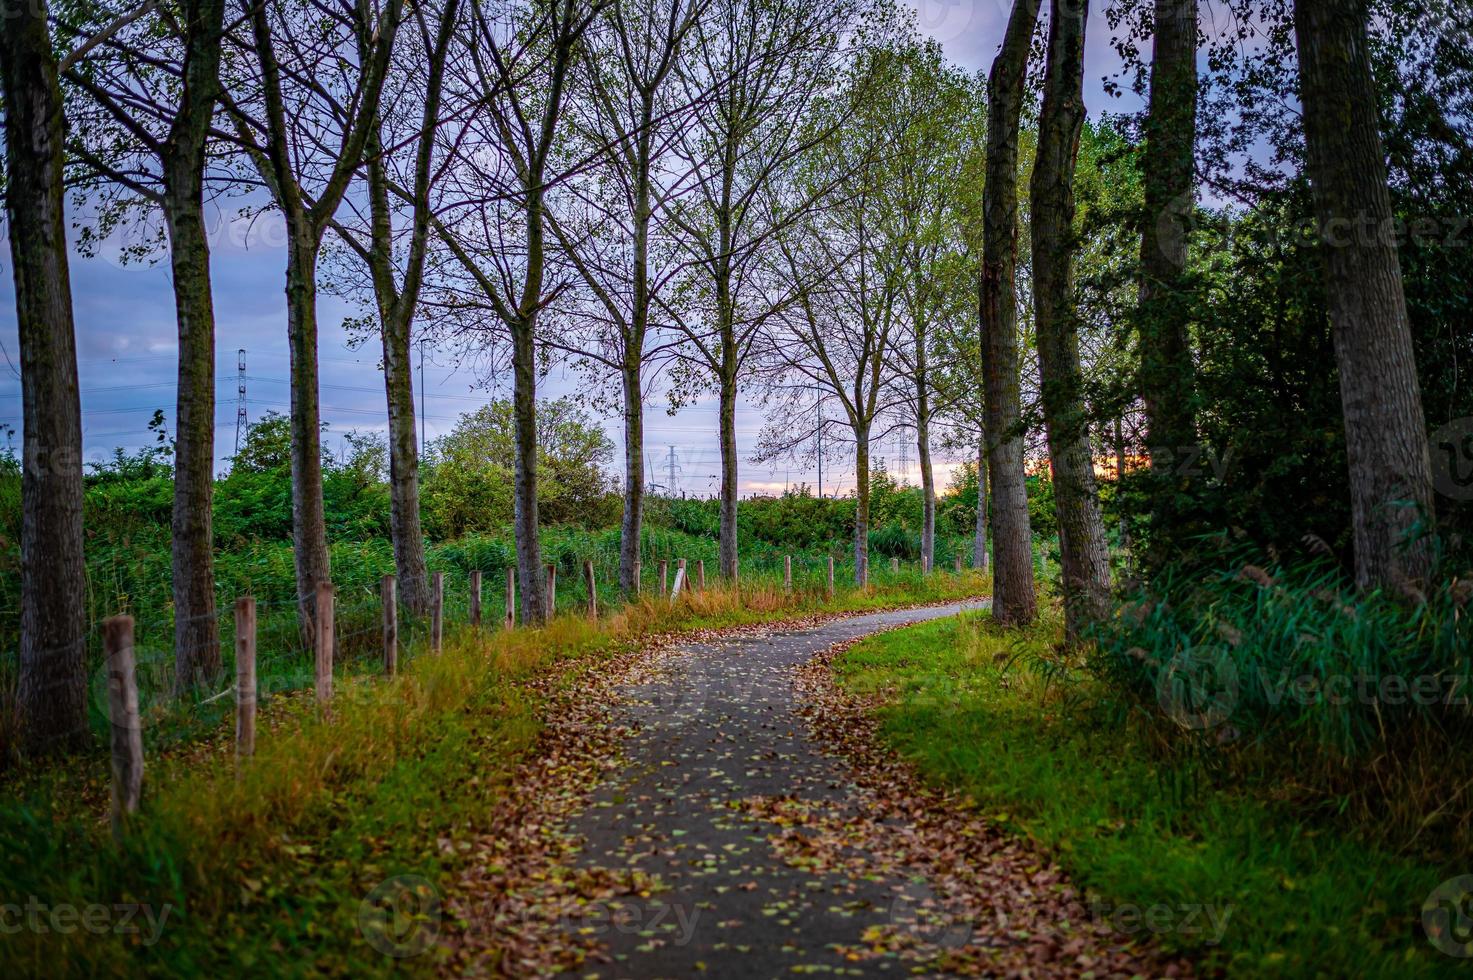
[0, 0, 1142, 499]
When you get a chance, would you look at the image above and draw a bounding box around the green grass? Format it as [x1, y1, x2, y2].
[0, 570, 987, 978]
[832, 612, 1467, 978]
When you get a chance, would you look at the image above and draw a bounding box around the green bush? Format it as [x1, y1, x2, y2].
[868, 521, 918, 559]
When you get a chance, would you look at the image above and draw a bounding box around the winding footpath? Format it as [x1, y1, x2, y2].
[447, 602, 1189, 978]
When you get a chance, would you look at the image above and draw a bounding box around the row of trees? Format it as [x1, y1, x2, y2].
[1, 0, 1454, 752]
[970, 0, 1446, 641]
[2, 0, 926, 753]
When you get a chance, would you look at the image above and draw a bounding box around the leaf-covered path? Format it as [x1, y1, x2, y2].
[448, 603, 1189, 978]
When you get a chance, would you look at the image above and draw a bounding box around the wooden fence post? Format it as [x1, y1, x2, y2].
[545, 563, 557, 619]
[784, 555, 792, 592]
[382, 574, 398, 676]
[505, 568, 516, 629]
[584, 560, 597, 619]
[955, 552, 963, 574]
[470, 570, 482, 628]
[633, 559, 642, 597]
[827, 556, 835, 598]
[104, 615, 142, 838]
[235, 597, 257, 764]
[431, 571, 444, 654]
[659, 559, 668, 596]
[315, 581, 334, 711]
[891, 557, 900, 574]
[696, 559, 705, 591]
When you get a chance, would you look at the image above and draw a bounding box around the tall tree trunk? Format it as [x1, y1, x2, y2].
[979, 0, 1041, 625]
[915, 328, 935, 573]
[164, 193, 220, 690]
[1, 0, 90, 753]
[366, 136, 431, 616]
[718, 369, 740, 581]
[974, 436, 990, 570]
[621, 106, 654, 595]
[164, 0, 227, 693]
[511, 314, 547, 622]
[515, 178, 549, 623]
[1138, 0, 1200, 564]
[286, 236, 331, 634]
[382, 312, 429, 613]
[1032, 0, 1110, 642]
[1294, 0, 1434, 591]
[361, 0, 456, 617]
[620, 358, 645, 594]
[247, 0, 401, 639]
[854, 428, 871, 586]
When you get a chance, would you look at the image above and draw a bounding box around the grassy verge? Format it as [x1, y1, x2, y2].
[0, 570, 985, 978]
[831, 611, 1466, 978]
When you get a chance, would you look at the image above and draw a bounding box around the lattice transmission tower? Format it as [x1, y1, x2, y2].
[234, 348, 248, 453]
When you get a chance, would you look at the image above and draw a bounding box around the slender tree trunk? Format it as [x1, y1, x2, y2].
[974, 436, 990, 570]
[365, 136, 431, 616]
[1138, 0, 1200, 563]
[915, 332, 935, 573]
[246, 0, 400, 639]
[382, 311, 429, 614]
[979, 0, 1041, 625]
[621, 107, 654, 595]
[854, 428, 871, 586]
[514, 176, 550, 623]
[1294, 0, 1434, 591]
[917, 427, 935, 574]
[620, 358, 645, 594]
[511, 312, 547, 622]
[718, 369, 740, 581]
[286, 236, 331, 633]
[164, 0, 227, 693]
[2, 0, 89, 753]
[163, 194, 221, 690]
[360, 1, 456, 616]
[714, 137, 741, 582]
[1032, 0, 1110, 642]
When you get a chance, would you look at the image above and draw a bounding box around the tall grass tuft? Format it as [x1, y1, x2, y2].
[1089, 550, 1473, 854]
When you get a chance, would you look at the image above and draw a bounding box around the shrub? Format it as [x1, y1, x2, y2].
[868, 522, 918, 559]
